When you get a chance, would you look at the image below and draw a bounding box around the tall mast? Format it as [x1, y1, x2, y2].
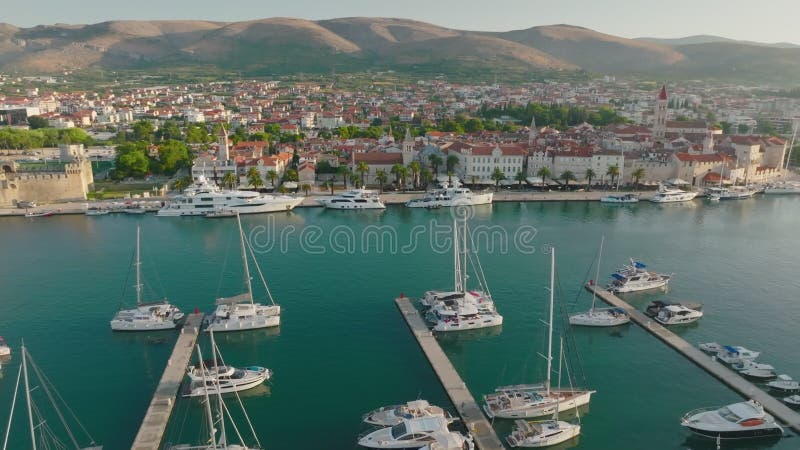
[553, 337, 564, 420]
[461, 218, 468, 293]
[2, 357, 23, 450]
[135, 226, 142, 305]
[195, 345, 217, 446]
[546, 248, 555, 396]
[209, 331, 227, 447]
[590, 236, 604, 312]
[237, 214, 254, 304]
[22, 346, 37, 450]
[453, 220, 462, 293]
[786, 120, 798, 171]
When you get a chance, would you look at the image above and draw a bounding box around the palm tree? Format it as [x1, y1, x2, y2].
[267, 169, 278, 188]
[376, 169, 388, 193]
[408, 161, 421, 190]
[607, 165, 620, 188]
[584, 168, 596, 190]
[349, 173, 360, 189]
[391, 165, 409, 191]
[515, 171, 527, 189]
[172, 177, 187, 193]
[631, 167, 646, 189]
[560, 170, 576, 189]
[337, 165, 350, 189]
[391, 163, 404, 188]
[328, 176, 336, 194]
[221, 171, 237, 189]
[446, 154, 459, 174]
[536, 166, 551, 188]
[301, 183, 312, 196]
[428, 154, 443, 177]
[356, 161, 369, 187]
[247, 167, 264, 189]
[420, 168, 432, 189]
[447, 171, 455, 185]
[490, 168, 506, 191]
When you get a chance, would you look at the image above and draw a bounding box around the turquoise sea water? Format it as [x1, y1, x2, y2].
[1, 197, 799, 450]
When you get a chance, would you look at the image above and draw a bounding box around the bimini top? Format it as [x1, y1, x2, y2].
[611, 273, 626, 281]
[634, 261, 647, 269]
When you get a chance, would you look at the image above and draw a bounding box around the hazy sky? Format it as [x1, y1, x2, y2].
[6, 0, 800, 44]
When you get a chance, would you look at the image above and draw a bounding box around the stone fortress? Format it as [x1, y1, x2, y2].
[0, 144, 94, 206]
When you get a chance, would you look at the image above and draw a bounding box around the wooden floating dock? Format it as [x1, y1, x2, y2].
[131, 313, 204, 450]
[395, 297, 505, 450]
[587, 285, 800, 434]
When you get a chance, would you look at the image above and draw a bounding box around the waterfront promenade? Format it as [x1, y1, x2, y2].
[395, 297, 505, 450]
[131, 313, 203, 450]
[586, 285, 800, 434]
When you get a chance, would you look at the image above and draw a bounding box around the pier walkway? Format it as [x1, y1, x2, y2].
[587, 285, 800, 433]
[131, 313, 204, 450]
[395, 297, 505, 450]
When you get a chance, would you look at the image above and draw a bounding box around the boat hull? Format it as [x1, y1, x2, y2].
[183, 371, 268, 397]
[507, 422, 580, 448]
[684, 426, 783, 440]
[110, 319, 180, 331]
[205, 315, 280, 332]
[431, 315, 503, 332]
[406, 193, 493, 208]
[484, 391, 593, 419]
[568, 310, 630, 327]
[157, 197, 303, 216]
[609, 278, 669, 293]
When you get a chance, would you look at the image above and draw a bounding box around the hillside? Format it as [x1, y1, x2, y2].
[637, 35, 800, 49]
[0, 18, 797, 84]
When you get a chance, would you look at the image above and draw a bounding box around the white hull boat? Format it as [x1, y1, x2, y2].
[764, 182, 800, 195]
[363, 400, 453, 427]
[607, 259, 670, 293]
[699, 342, 723, 354]
[705, 186, 759, 200]
[570, 237, 630, 327]
[85, 209, 110, 216]
[406, 185, 492, 208]
[158, 175, 302, 216]
[653, 304, 703, 325]
[715, 346, 760, 365]
[767, 375, 800, 393]
[600, 194, 639, 203]
[506, 419, 580, 448]
[419, 431, 474, 450]
[681, 400, 784, 440]
[319, 188, 386, 209]
[733, 361, 776, 380]
[784, 395, 800, 407]
[650, 188, 698, 203]
[358, 416, 450, 449]
[184, 366, 271, 397]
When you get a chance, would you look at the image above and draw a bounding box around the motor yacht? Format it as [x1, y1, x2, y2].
[406, 183, 492, 208]
[506, 419, 580, 448]
[733, 361, 776, 380]
[650, 187, 697, 203]
[652, 304, 703, 326]
[319, 188, 386, 209]
[600, 193, 639, 203]
[363, 400, 453, 427]
[357, 416, 450, 449]
[607, 259, 670, 293]
[681, 400, 783, 440]
[767, 375, 800, 394]
[715, 346, 760, 365]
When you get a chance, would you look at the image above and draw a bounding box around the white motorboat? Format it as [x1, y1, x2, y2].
[506, 419, 580, 448]
[2, 343, 102, 449]
[357, 416, 450, 449]
[715, 346, 760, 365]
[168, 340, 263, 450]
[699, 342, 723, 354]
[0, 336, 9, 357]
[183, 331, 271, 397]
[363, 400, 454, 427]
[124, 207, 147, 215]
[158, 175, 302, 216]
[650, 187, 698, 203]
[110, 226, 184, 331]
[653, 304, 703, 325]
[681, 400, 784, 440]
[607, 259, 670, 293]
[707, 194, 721, 202]
[319, 188, 386, 209]
[600, 193, 639, 204]
[733, 360, 776, 380]
[24, 210, 55, 217]
[406, 183, 493, 208]
[85, 208, 110, 216]
[705, 186, 759, 200]
[205, 214, 281, 332]
[767, 375, 800, 394]
[569, 237, 630, 327]
[483, 249, 594, 419]
[419, 431, 474, 450]
[422, 219, 503, 332]
[764, 182, 800, 195]
[784, 395, 800, 407]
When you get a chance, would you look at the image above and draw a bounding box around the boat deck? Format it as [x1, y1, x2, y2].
[395, 297, 504, 450]
[131, 313, 203, 450]
[587, 285, 800, 434]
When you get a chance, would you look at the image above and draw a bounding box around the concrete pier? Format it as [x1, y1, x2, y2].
[587, 285, 800, 433]
[395, 297, 505, 450]
[131, 313, 204, 450]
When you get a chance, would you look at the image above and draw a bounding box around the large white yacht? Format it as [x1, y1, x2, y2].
[569, 237, 631, 327]
[319, 188, 386, 209]
[649, 187, 698, 203]
[358, 416, 450, 449]
[715, 346, 760, 365]
[158, 176, 303, 216]
[205, 214, 281, 332]
[422, 219, 503, 332]
[110, 226, 184, 331]
[705, 186, 759, 200]
[484, 249, 594, 419]
[363, 400, 453, 427]
[681, 400, 784, 440]
[406, 182, 493, 208]
[607, 259, 670, 293]
[506, 419, 580, 448]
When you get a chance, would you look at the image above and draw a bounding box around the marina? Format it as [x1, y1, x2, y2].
[586, 285, 800, 433]
[131, 313, 203, 450]
[395, 297, 504, 450]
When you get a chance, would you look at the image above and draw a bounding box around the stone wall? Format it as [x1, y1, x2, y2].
[0, 158, 93, 206]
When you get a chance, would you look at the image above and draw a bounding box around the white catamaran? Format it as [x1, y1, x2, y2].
[110, 226, 184, 331]
[483, 249, 595, 419]
[205, 214, 281, 332]
[569, 236, 630, 327]
[2, 343, 102, 450]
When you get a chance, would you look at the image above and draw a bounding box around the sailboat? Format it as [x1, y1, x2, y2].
[483, 248, 595, 419]
[506, 339, 582, 447]
[568, 237, 630, 327]
[421, 218, 503, 332]
[2, 343, 102, 450]
[205, 214, 281, 332]
[110, 226, 184, 331]
[167, 342, 263, 449]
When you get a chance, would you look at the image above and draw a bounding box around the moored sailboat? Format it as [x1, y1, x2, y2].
[569, 237, 630, 327]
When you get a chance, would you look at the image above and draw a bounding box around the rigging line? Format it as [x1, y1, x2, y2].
[554, 271, 589, 389]
[140, 237, 167, 300]
[117, 248, 136, 309]
[26, 353, 96, 446]
[210, 337, 261, 448]
[562, 335, 581, 424]
[245, 234, 276, 306]
[26, 353, 80, 450]
[231, 386, 261, 449]
[219, 397, 247, 447]
[568, 244, 601, 312]
[216, 226, 235, 298]
[2, 362, 23, 450]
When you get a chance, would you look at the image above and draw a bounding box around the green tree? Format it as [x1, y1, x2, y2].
[247, 167, 264, 189]
[446, 154, 460, 173]
[391, 164, 408, 190]
[514, 171, 527, 189]
[132, 120, 155, 142]
[408, 161, 421, 190]
[349, 173, 360, 189]
[536, 166, 551, 187]
[116, 149, 149, 178]
[185, 123, 210, 143]
[221, 172, 238, 189]
[284, 169, 299, 182]
[267, 170, 278, 187]
[420, 168, 433, 189]
[490, 168, 506, 191]
[375, 169, 388, 193]
[428, 154, 443, 176]
[356, 161, 370, 187]
[157, 140, 190, 175]
[27, 116, 49, 129]
[631, 167, 646, 188]
[464, 118, 484, 133]
[560, 170, 576, 188]
[607, 165, 620, 187]
[584, 168, 596, 190]
[171, 177, 188, 193]
[156, 120, 181, 142]
[337, 165, 351, 189]
[301, 183, 312, 196]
